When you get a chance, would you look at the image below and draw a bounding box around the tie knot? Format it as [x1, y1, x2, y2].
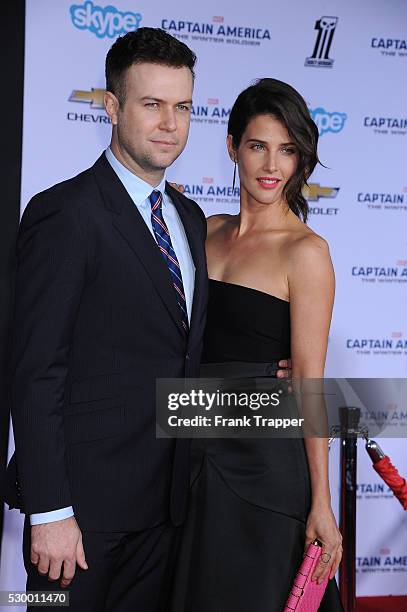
[149, 190, 162, 211]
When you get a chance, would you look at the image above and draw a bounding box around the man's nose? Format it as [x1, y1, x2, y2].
[159, 108, 177, 131]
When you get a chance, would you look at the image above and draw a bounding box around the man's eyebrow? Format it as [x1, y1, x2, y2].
[140, 96, 193, 105]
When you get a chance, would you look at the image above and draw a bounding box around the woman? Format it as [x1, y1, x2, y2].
[172, 78, 343, 611]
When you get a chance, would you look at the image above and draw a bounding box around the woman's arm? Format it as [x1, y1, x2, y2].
[288, 234, 342, 583]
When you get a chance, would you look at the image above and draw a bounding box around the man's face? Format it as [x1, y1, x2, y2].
[106, 62, 193, 182]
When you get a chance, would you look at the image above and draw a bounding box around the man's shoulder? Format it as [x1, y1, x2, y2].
[31, 162, 97, 206]
[22, 161, 101, 228]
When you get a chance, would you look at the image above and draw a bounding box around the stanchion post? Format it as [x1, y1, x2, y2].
[339, 406, 360, 612]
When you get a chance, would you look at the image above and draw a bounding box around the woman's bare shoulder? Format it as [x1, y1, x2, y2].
[206, 213, 236, 236]
[286, 227, 334, 292]
[287, 223, 330, 257]
[283, 223, 332, 276]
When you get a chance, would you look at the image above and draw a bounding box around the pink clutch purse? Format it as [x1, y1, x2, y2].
[284, 540, 329, 611]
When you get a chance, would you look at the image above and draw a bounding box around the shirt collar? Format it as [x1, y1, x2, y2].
[105, 147, 167, 208]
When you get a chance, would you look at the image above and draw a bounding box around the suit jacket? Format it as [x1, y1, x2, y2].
[5, 153, 208, 531]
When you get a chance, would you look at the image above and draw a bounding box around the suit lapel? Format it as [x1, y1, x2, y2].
[92, 154, 185, 337]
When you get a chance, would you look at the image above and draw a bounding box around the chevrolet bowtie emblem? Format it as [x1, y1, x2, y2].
[303, 183, 339, 201]
[69, 88, 106, 109]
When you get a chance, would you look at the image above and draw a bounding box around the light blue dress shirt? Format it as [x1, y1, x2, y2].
[30, 148, 195, 525]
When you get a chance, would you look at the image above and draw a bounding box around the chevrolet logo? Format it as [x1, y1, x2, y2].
[69, 88, 106, 109]
[303, 184, 339, 201]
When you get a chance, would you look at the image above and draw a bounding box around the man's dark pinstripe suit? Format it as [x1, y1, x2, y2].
[4, 152, 208, 610]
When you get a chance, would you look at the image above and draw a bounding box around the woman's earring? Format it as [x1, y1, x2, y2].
[232, 161, 237, 190]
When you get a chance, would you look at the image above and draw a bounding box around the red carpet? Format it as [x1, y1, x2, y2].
[356, 596, 407, 611]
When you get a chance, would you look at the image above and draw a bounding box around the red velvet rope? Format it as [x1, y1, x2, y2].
[373, 456, 407, 510]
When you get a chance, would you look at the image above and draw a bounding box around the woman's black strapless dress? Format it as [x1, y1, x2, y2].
[172, 280, 343, 611]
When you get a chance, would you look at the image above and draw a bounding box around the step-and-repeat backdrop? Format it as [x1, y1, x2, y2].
[1, 0, 406, 603]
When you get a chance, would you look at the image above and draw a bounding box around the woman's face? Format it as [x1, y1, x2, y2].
[229, 114, 298, 208]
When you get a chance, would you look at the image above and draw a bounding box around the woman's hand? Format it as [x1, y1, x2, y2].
[305, 504, 342, 584]
[169, 182, 184, 193]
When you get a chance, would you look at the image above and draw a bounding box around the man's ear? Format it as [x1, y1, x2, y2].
[104, 91, 120, 125]
[226, 134, 237, 163]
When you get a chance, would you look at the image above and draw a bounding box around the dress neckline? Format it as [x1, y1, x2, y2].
[209, 278, 290, 305]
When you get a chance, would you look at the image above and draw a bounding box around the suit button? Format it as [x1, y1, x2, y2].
[185, 353, 190, 360]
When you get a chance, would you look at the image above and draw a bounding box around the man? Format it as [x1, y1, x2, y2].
[6, 28, 207, 611]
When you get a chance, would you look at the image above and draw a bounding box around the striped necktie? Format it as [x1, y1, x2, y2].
[149, 190, 189, 334]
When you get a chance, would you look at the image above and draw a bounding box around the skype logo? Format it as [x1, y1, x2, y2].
[310, 107, 347, 136]
[70, 1, 142, 39]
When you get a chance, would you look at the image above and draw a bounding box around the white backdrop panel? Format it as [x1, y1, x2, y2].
[1, 0, 406, 604]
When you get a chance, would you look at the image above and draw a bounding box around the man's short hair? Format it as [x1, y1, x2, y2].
[105, 27, 197, 106]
